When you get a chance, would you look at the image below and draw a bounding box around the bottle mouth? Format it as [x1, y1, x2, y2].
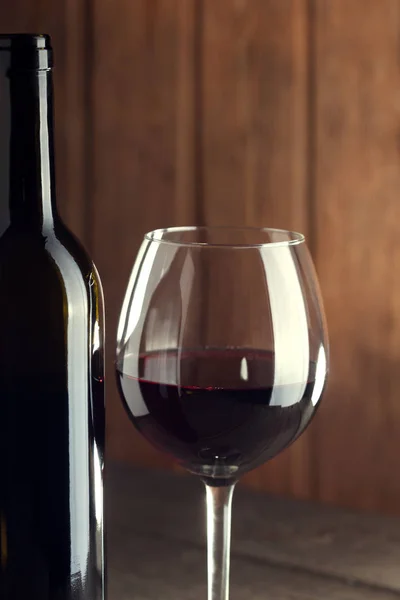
[0, 34, 51, 50]
[0, 34, 52, 70]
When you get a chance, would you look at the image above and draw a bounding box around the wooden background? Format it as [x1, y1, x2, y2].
[3, 0, 400, 515]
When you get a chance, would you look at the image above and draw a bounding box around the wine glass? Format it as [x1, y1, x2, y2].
[116, 226, 328, 600]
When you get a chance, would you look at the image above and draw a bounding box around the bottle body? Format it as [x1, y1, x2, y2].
[0, 35, 105, 599]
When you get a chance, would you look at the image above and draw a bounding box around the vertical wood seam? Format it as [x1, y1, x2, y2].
[194, 0, 205, 226]
[306, 0, 320, 502]
[83, 0, 94, 252]
[61, 0, 88, 241]
[306, 0, 317, 259]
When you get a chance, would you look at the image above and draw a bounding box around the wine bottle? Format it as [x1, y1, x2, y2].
[0, 35, 105, 599]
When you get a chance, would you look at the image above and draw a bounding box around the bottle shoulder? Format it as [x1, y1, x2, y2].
[46, 224, 104, 300]
[0, 221, 103, 301]
[51, 221, 97, 276]
[0, 220, 98, 272]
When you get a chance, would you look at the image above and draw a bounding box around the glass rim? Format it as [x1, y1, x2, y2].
[144, 226, 305, 249]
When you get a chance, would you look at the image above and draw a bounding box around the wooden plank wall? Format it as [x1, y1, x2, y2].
[314, 0, 400, 512]
[2, 0, 400, 515]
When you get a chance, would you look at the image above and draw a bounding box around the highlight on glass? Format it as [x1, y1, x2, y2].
[116, 226, 328, 600]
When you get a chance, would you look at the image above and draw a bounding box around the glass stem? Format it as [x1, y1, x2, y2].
[205, 483, 236, 600]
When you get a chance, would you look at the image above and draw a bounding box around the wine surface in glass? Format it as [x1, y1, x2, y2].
[117, 349, 323, 484]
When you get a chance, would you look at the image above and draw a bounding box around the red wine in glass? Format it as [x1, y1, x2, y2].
[117, 348, 323, 484]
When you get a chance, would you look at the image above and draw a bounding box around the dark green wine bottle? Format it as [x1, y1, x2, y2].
[0, 34, 105, 599]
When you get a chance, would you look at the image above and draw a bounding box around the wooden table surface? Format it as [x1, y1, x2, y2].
[107, 464, 400, 599]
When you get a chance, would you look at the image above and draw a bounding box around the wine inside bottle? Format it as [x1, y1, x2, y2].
[0, 35, 105, 599]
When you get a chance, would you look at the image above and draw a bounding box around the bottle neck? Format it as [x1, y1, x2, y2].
[0, 53, 57, 232]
